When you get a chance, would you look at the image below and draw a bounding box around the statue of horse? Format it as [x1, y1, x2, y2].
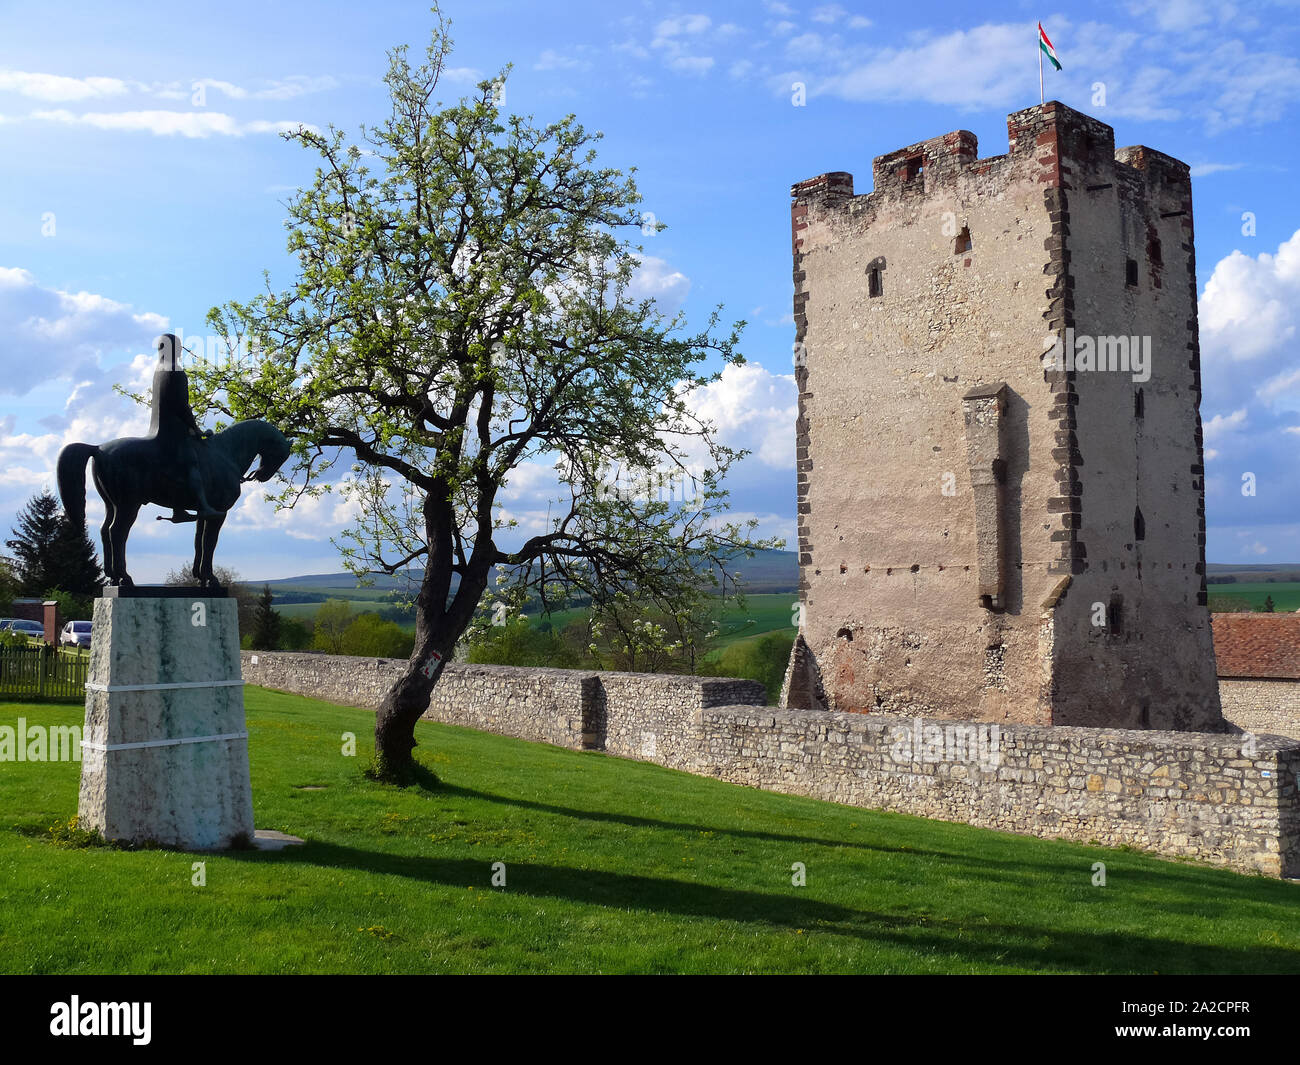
[57, 419, 291, 589]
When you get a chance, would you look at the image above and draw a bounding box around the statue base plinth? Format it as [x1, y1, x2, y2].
[78, 596, 253, 849]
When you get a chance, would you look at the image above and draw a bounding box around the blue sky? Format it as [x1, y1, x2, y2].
[2, 0, 1300, 583]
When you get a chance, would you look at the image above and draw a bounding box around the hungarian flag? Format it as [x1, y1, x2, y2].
[1038, 22, 1062, 70]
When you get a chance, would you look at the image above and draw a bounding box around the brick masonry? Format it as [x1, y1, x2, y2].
[241, 651, 1300, 878]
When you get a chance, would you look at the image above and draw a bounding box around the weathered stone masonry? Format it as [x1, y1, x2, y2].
[785, 102, 1221, 733]
[241, 652, 1300, 878]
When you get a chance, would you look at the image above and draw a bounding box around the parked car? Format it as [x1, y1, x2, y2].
[1, 619, 46, 642]
[60, 621, 93, 648]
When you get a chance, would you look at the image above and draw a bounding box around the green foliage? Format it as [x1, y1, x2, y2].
[312, 599, 353, 653]
[341, 613, 415, 658]
[1263, 595, 1276, 613]
[279, 616, 313, 650]
[701, 631, 795, 703]
[0, 556, 17, 615]
[181, 7, 781, 768]
[1207, 595, 1255, 613]
[5, 491, 104, 599]
[41, 588, 92, 625]
[466, 617, 580, 668]
[249, 585, 282, 651]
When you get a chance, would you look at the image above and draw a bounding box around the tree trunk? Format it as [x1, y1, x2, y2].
[371, 566, 488, 780]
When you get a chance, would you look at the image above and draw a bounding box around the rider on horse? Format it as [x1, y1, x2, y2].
[151, 334, 220, 520]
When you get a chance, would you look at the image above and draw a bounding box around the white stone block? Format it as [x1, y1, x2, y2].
[78, 596, 254, 849]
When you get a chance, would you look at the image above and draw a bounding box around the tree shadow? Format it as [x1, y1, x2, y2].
[230, 839, 1300, 973]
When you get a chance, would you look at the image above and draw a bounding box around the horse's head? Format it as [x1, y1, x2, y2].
[244, 420, 292, 482]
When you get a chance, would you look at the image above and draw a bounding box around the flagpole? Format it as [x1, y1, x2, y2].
[1038, 22, 1044, 104]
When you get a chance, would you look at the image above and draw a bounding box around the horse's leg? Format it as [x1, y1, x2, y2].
[99, 503, 117, 584]
[91, 467, 118, 584]
[198, 513, 226, 588]
[191, 520, 205, 584]
[110, 501, 141, 588]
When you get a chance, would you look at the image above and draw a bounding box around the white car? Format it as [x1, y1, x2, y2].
[60, 621, 93, 648]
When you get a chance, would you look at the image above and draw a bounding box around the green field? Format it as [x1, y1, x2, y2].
[2, 690, 1298, 974]
[525, 592, 796, 655]
[1207, 581, 1300, 612]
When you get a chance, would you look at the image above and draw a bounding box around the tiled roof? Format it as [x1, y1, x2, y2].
[1211, 613, 1300, 679]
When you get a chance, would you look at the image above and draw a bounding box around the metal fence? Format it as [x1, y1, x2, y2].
[0, 644, 89, 700]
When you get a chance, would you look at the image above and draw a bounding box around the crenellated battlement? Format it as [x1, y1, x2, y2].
[791, 101, 1189, 216]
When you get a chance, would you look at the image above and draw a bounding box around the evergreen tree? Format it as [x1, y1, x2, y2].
[249, 585, 282, 651]
[51, 517, 104, 597]
[1264, 595, 1276, 613]
[5, 491, 63, 594]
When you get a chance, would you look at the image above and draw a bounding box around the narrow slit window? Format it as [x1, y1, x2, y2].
[1108, 594, 1124, 636]
[954, 226, 972, 254]
[1134, 388, 1144, 418]
[868, 266, 883, 298]
[1126, 258, 1139, 286]
[1134, 506, 1145, 542]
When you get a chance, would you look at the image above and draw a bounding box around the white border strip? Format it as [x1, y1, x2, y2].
[81, 731, 248, 753]
[85, 679, 245, 693]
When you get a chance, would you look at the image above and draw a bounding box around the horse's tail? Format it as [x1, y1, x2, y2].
[56, 443, 99, 527]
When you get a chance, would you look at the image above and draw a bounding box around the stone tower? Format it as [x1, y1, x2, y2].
[784, 101, 1224, 732]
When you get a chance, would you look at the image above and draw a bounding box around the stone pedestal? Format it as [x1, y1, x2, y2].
[78, 595, 254, 849]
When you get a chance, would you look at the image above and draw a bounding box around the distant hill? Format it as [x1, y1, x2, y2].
[1206, 563, 1300, 584]
[258, 549, 800, 598]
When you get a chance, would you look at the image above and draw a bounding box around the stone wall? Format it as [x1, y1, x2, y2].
[239, 651, 765, 753]
[695, 707, 1298, 879]
[1220, 679, 1300, 742]
[240, 651, 1299, 878]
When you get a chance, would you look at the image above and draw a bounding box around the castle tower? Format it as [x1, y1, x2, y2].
[784, 101, 1223, 732]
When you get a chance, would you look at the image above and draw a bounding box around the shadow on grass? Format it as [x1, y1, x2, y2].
[229, 839, 1300, 974]
[421, 784, 1300, 906]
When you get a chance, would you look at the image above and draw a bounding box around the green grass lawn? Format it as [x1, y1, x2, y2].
[1, 688, 1297, 974]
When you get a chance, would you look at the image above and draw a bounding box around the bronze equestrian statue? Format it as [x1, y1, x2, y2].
[57, 334, 290, 589]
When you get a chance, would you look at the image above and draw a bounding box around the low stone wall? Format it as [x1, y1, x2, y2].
[239, 651, 765, 753]
[240, 651, 1300, 878]
[1220, 678, 1300, 742]
[694, 708, 1300, 879]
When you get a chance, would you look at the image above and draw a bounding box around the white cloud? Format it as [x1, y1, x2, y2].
[1201, 229, 1300, 366]
[0, 70, 129, 101]
[683, 362, 797, 470]
[1203, 408, 1248, 442]
[0, 268, 167, 395]
[654, 14, 712, 46]
[628, 255, 691, 312]
[28, 109, 316, 138]
[668, 56, 715, 76]
[190, 75, 337, 101]
[534, 51, 590, 72]
[812, 5, 848, 23]
[1189, 162, 1245, 177]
